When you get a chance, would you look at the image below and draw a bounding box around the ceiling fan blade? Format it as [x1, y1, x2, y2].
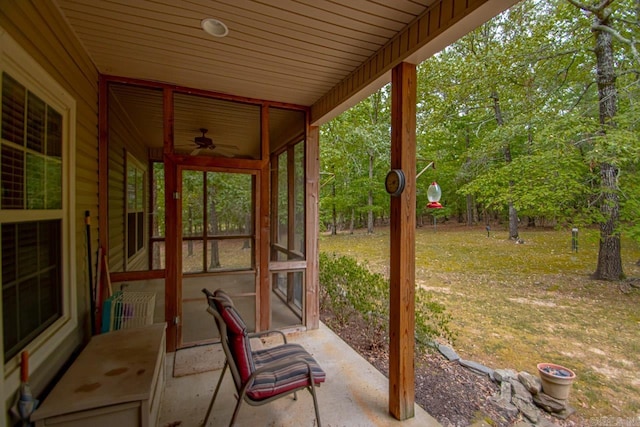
[190, 147, 202, 156]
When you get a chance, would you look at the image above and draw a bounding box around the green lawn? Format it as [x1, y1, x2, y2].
[319, 224, 640, 420]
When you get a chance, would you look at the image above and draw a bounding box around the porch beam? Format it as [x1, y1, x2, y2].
[388, 62, 416, 421]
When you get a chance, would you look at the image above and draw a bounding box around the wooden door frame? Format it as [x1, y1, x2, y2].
[174, 165, 261, 348]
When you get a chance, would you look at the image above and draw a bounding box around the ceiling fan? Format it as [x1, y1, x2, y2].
[188, 128, 239, 156]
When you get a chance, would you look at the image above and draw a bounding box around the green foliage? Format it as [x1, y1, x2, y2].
[319, 252, 455, 347]
[458, 147, 596, 223]
[620, 161, 640, 249]
[414, 287, 456, 347]
[319, 252, 387, 328]
[320, 88, 392, 231]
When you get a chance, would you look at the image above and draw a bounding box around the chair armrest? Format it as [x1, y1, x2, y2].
[248, 329, 288, 344]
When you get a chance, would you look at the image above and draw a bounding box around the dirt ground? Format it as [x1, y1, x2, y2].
[320, 310, 581, 427]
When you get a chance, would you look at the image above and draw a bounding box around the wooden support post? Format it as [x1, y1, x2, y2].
[389, 62, 416, 421]
[305, 125, 320, 329]
[259, 161, 271, 331]
[163, 88, 178, 352]
[259, 105, 271, 331]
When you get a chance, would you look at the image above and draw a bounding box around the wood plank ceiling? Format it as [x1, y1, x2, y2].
[52, 0, 517, 151]
[56, 0, 429, 105]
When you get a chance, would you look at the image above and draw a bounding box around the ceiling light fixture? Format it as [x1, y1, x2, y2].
[201, 18, 229, 38]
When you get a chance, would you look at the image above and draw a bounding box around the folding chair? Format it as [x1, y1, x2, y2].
[201, 288, 325, 426]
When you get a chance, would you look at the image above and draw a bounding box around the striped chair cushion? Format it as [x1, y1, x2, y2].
[247, 343, 326, 401]
[214, 296, 255, 383]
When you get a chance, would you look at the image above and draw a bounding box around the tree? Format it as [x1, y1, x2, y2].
[491, 89, 520, 239]
[320, 89, 391, 234]
[567, 0, 638, 279]
[319, 0, 640, 265]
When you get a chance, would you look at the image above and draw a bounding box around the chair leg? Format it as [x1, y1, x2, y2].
[308, 369, 322, 427]
[309, 384, 321, 427]
[229, 394, 244, 427]
[202, 361, 228, 427]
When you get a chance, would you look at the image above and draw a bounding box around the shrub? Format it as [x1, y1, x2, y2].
[319, 251, 387, 330]
[319, 252, 455, 348]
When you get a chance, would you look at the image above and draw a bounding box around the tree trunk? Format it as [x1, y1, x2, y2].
[594, 163, 623, 279]
[349, 208, 355, 234]
[491, 90, 519, 239]
[331, 180, 337, 235]
[367, 153, 374, 234]
[209, 198, 220, 269]
[464, 126, 476, 226]
[187, 205, 194, 256]
[592, 8, 624, 280]
[465, 195, 476, 226]
[508, 203, 519, 240]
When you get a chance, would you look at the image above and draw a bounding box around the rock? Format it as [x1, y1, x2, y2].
[518, 371, 542, 395]
[510, 378, 533, 402]
[437, 343, 460, 362]
[459, 359, 494, 377]
[512, 394, 539, 423]
[500, 380, 512, 401]
[494, 368, 517, 383]
[536, 416, 560, 427]
[552, 405, 576, 420]
[490, 380, 519, 416]
[533, 392, 568, 413]
[490, 395, 520, 418]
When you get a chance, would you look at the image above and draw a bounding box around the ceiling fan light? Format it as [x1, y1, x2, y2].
[201, 18, 228, 38]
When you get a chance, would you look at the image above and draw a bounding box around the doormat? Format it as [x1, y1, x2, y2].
[173, 344, 225, 377]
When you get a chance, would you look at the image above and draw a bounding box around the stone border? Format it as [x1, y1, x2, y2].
[436, 343, 576, 425]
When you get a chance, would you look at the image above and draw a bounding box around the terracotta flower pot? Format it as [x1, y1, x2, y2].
[537, 362, 576, 400]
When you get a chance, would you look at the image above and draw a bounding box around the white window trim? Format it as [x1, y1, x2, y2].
[0, 29, 77, 398]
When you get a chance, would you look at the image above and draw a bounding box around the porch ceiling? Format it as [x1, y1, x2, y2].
[55, 0, 517, 126]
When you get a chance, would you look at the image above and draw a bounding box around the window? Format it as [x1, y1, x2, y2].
[1, 32, 75, 370]
[126, 154, 146, 262]
[2, 221, 61, 359]
[1, 72, 65, 360]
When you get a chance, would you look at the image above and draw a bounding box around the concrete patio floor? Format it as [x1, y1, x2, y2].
[159, 322, 442, 426]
